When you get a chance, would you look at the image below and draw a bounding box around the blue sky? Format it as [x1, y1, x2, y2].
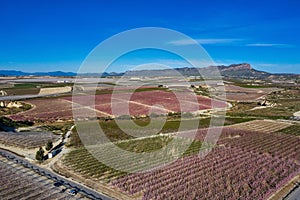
[0, 0, 300, 73]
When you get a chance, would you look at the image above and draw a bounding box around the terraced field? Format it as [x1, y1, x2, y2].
[0, 154, 77, 200]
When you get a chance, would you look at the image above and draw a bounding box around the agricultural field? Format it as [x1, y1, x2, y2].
[70, 90, 227, 115]
[277, 125, 300, 136]
[0, 154, 77, 200]
[8, 98, 107, 122]
[59, 136, 205, 190]
[0, 131, 59, 149]
[113, 146, 299, 200]
[227, 89, 300, 119]
[58, 123, 300, 200]
[2, 78, 300, 200]
[228, 120, 292, 133]
[8, 89, 227, 122]
[66, 116, 255, 146]
[2, 82, 74, 96]
[214, 84, 279, 102]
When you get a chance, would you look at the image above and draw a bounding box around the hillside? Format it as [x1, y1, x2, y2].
[125, 63, 270, 78]
[1, 64, 299, 79]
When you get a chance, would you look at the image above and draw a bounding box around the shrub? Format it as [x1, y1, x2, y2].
[45, 141, 53, 151]
[35, 147, 45, 161]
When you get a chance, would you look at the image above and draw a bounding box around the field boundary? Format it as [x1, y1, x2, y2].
[268, 174, 300, 200]
[52, 159, 139, 200]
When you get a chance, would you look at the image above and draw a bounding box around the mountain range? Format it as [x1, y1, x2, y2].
[1, 63, 299, 79]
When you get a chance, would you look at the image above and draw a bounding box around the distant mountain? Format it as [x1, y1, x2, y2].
[0, 70, 28, 76]
[124, 63, 271, 78]
[0, 70, 77, 77]
[125, 63, 300, 80]
[216, 63, 270, 78]
[0, 70, 124, 77]
[1, 64, 299, 79]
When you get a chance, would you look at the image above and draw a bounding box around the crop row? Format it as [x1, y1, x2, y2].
[278, 125, 300, 136]
[63, 128, 300, 199]
[9, 90, 227, 122]
[0, 131, 59, 149]
[228, 120, 292, 133]
[220, 131, 300, 161]
[63, 136, 204, 180]
[109, 128, 300, 199]
[0, 155, 74, 200]
[112, 146, 300, 200]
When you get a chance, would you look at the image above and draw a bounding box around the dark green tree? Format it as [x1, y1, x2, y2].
[35, 147, 44, 161]
[45, 140, 53, 151]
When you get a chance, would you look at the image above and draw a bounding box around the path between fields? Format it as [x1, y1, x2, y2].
[112, 128, 201, 145]
[64, 97, 175, 116]
[62, 99, 114, 118]
[44, 126, 75, 170]
[112, 97, 174, 113]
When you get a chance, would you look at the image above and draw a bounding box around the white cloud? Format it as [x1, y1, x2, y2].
[246, 43, 293, 47]
[169, 39, 294, 48]
[169, 38, 243, 46]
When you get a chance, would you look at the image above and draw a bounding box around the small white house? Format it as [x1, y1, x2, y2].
[48, 149, 60, 159]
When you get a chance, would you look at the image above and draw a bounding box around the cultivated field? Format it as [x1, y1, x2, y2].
[62, 136, 203, 180]
[228, 120, 292, 133]
[214, 84, 278, 102]
[113, 146, 298, 200]
[0, 154, 77, 200]
[226, 89, 300, 119]
[278, 125, 300, 136]
[8, 98, 107, 122]
[8, 90, 227, 122]
[0, 131, 59, 149]
[58, 121, 300, 200]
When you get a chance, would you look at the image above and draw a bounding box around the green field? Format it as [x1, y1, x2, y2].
[3, 82, 74, 95]
[63, 135, 205, 181]
[66, 116, 255, 147]
[277, 125, 300, 136]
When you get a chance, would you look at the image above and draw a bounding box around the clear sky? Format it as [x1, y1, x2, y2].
[0, 0, 300, 73]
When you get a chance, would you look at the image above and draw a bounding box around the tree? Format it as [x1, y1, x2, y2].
[45, 140, 53, 151]
[35, 147, 44, 161]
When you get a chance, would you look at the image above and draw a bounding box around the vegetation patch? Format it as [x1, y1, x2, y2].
[277, 125, 300, 136]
